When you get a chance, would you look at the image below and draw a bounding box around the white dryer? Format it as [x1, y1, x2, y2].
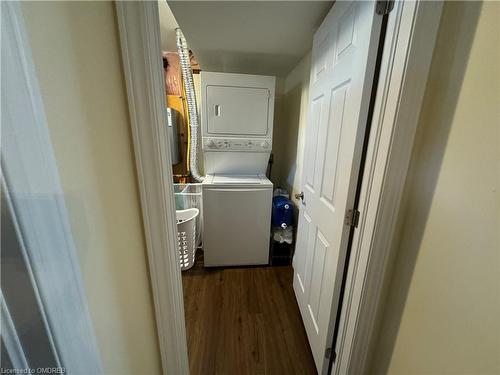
[202, 174, 272, 266]
[201, 71, 275, 175]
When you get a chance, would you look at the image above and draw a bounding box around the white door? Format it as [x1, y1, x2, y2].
[292, 1, 382, 373]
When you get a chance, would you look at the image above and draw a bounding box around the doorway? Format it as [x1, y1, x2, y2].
[158, 1, 383, 374]
[159, 2, 332, 372]
[116, 1, 444, 374]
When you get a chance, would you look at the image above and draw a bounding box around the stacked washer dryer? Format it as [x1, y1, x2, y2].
[201, 72, 275, 266]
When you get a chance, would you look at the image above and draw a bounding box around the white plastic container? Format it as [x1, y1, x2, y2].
[174, 183, 203, 246]
[176, 208, 199, 271]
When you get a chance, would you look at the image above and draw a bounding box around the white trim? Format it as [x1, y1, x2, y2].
[1, 176, 60, 367]
[332, 1, 443, 374]
[1, 2, 102, 373]
[117, 1, 443, 374]
[115, 2, 189, 374]
[0, 291, 29, 369]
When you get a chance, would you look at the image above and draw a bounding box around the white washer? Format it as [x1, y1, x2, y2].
[202, 174, 272, 266]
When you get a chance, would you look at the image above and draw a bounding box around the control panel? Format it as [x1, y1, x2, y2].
[203, 137, 272, 152]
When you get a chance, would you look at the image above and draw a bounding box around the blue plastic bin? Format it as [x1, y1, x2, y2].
[272, 196, 294, 229]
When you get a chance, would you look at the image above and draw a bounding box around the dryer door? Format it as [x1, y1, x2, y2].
[206, 85, 270, 136]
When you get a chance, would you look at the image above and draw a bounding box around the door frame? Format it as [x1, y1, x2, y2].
[115, 1, 443, 374]
[1, 2, 102, 372]
[331, 2, 443, 373]
[115, 2, 189, 374]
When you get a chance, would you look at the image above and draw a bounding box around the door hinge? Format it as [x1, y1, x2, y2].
[344, 208, 360, 228]
[325, 347, 333, 358]
[325, 347, 337, 362]
[376, 0, 395, 15]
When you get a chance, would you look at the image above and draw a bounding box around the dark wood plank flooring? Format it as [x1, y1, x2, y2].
[182, 252, 317, 375]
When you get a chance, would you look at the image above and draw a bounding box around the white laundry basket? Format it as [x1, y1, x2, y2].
[176, 208, 199, 271]
[174, 183, 203, 247]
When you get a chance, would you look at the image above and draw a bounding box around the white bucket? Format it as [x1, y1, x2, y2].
[176, 208, 199, 271]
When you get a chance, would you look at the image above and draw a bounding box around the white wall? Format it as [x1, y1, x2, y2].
[273, 53, 311, 205]
[271, 77, 286, 185]
[21, 2, 162, 374]
[371, 2, 500, 374]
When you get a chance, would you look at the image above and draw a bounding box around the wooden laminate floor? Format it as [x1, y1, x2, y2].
[182, 252, 317, 375]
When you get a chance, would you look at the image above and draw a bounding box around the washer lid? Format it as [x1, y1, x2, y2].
[204, 174, 272, 186]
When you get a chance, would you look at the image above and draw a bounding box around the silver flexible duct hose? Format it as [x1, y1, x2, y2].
[176, 28, 204, 182]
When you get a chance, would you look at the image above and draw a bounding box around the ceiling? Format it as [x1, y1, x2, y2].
[164, 1, 333, 77]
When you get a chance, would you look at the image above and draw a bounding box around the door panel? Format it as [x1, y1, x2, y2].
[292, 1, 382, 373]
[320, 84, 349, 206]
[308, 230, 329, 331]
[293, 211, 310, 294]
[305, 95, 324, 191]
